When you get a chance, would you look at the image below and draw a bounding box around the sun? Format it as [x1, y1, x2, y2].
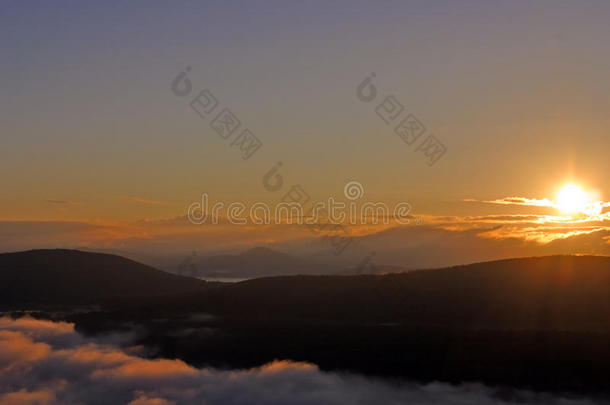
[556, 184, 591, 214]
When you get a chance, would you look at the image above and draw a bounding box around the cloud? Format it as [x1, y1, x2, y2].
[466, 196, 610, 219]
[0, 331, 51, 369]
[0, 316, 75, 338]
[0, 389, 56, 405]
[461, 214, 547, 222]
[313, 223, 610, 270]
[0, 318, 592, 405]
[0, 316, 601, 405]
[121, 197, 169, 206]
[45, 200, 80, 206]
[464, 197, 557, 208]
[92, 357, 197, 380]
[128, 396, 176, 405]
[2, 209, 610, 272]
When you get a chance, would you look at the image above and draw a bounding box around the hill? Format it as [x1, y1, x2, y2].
[197, 255, 610, 331]
[0, 249, 207, 307]
[8, 252, 610, 392]
[6, 252, 610, 332]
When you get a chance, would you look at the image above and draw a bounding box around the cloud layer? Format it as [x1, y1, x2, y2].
[0, 316, 601, 405]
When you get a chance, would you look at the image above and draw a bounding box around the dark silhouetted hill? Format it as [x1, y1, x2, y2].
[0, 249, 206, 307]
[5, 252, 610, 332]
[196, 255, 610, 332]
[8, 252, 610, 392]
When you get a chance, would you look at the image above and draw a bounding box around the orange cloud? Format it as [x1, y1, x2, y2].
[0, 317, 597, 405]
[127, 395, 176, 405]
[95, 358, 197, 379]
[0, 331, 52, 370]
[0, 389, 56, 405]
[63, 345, 133, 367]
[45, 199, 80, 205]
[464, 197, 556, 208]
[254, 359, 317, 374]
[0, 316, 74, 338]
[120, 197, 169, 206]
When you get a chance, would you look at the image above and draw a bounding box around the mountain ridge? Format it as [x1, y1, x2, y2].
[4, 250, 610, 333]
[0, 249, 207, 307]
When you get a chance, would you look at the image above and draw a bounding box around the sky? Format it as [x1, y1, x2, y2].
[2, 0, 610, 267]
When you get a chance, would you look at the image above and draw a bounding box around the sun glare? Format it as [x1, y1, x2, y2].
[556, 184, 591, 214]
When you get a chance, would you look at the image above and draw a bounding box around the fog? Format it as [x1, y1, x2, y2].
[0, 316, 602, 405]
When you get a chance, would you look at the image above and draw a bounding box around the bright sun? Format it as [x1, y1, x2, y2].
[556, 184, 591, 214]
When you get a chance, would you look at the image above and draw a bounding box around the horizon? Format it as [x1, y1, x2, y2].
[3, 1, 610, 272]
[3, 2, 610, 404]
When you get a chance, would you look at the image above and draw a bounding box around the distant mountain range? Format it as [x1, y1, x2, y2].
[178, 247, 318, 278]
[172, 246, 404, 278]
